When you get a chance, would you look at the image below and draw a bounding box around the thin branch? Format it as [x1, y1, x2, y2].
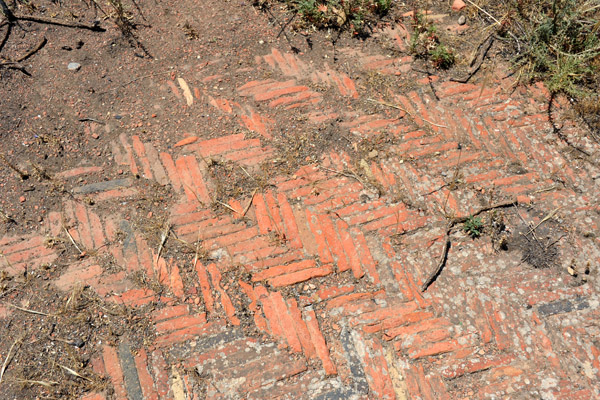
[15, 36, 47, 62]
[14, 14, 105, 31]
[421, 234, 451, 292]
[421, 200, 517, 292]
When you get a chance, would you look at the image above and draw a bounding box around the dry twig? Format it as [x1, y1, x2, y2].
[421, 200, 518, 292]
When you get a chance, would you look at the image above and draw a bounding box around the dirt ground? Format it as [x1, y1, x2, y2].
[1, 0, 600, 399]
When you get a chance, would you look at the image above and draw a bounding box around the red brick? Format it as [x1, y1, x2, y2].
[152, 304, 189, 322]
[304, 309, 337, 375]
[277, 193, 303, 249]
[195, 261, 215, 313]
[269, 264, 334, 287]
[287, 298, 316, 359]
[132, 135, 153, 179]
[305, 210, 334, 264]
[359, 337, 396, 399]
[230, 238, 287, 262]
[314, 285, 356, 302]
[155, 313, 207, 334]
[252, 193, 272, 235]
[174, 136, 198, 147]
[290, 204, 319, 256]
[93, 187, 139, 202]
[154, 322, 213, 348]
[408, 333, 477, 359]
[351, 228, 380, 284]
[57, 166, 103, 179]
[176, 155, 211, 204]
[133, 348, 159, 400]
[270, 90, 319, 108]
[207, 263, 240, 325]
[111, 288, 156, 307]
[252, 259, 316, 282]
[205, 226, 259, 248]
[336, 219, 364, 279]
[103, 345, 127, 400]
[74, 202, 93, 250]
[79, 393, 107, 400]
[88, 210, 105, 249]
[317, 214, 350, 272]
[165, 259, 185, 298]
[238, 79, 296, 96]
[270, 291, 302, 352]
[255, 286, 285, 342]
[159, 152, 181, 191]
[144, 142, 168, 185]
[54, 263, 102, 291]
[255, 85, 309, 102]
[150, 349, 171, 398]
[166, 80, 181, 98]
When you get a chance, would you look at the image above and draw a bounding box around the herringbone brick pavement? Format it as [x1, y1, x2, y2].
[2, 10, 599, 400]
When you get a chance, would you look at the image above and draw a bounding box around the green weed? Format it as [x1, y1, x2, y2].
[463, 216, 484, 238]
[408, 11, 455, 69]
[509, 0, 600, 97]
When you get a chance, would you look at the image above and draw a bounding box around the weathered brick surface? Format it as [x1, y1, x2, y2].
[4, 14, 599, 399]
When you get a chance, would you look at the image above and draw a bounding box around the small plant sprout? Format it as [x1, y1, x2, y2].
[463, 216, 484, 238]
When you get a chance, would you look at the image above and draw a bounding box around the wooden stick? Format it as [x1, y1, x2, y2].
[421, 232, 451, 292]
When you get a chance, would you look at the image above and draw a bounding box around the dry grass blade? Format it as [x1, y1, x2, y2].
[366, 98, 448, 128]
[62, 221, 83, 255]
[183, 182, 206, 207]
[59, 365, 92, 381]
[0, 335, 24, 387]
[526, 206, 562, 235]
[5, 302, 56, 317]
[319, 165, 366, 186]
[192, 227, 202, 269]
[216, 200, 241, 215]
[242, 188, 258, 217]
[15, 379, 58, 387]
[155, 224, 172, 264]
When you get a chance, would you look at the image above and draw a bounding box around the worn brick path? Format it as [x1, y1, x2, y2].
[3, 16, 600, 400]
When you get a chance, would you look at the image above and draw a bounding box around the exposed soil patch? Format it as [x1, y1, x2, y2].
[0, 278, 154, 399]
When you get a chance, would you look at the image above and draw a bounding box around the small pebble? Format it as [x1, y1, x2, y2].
[67, 62, 81, 71]
[458, 15, 467, 25]
[19, 196, 26, 203]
